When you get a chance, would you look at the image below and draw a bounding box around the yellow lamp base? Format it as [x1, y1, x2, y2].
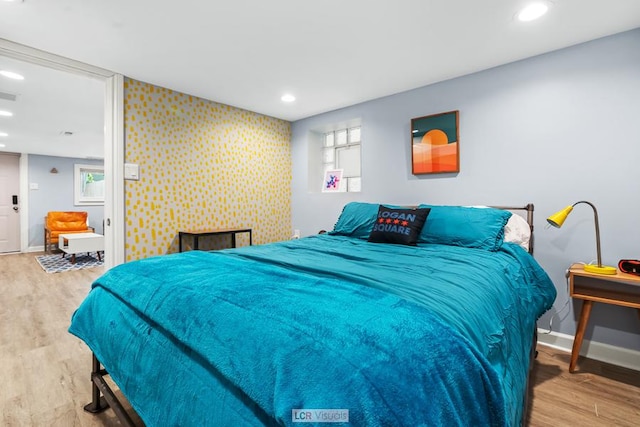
[583, 264, 617, 275]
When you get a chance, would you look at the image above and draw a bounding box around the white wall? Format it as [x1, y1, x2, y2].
[291, 29, 640, 352]
[28, 154, 104, 249]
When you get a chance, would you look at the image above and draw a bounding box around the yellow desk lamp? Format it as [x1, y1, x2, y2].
[547, 201, 616, 275]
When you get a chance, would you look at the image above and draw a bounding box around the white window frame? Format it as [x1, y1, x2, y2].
[323, 127, 361, 192]
[74, 163, 105, 206]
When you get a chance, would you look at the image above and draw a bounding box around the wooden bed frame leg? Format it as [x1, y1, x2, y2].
[83, 354, 136, 427]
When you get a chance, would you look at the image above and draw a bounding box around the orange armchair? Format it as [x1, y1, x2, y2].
[44, 211, 94, 253]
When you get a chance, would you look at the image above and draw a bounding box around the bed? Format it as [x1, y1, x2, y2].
[69, 203, 556, 426]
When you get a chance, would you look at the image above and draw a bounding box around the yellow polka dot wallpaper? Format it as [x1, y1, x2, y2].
[124, 78, 292, 261]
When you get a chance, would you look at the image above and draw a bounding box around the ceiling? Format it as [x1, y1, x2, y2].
[1, 0, 640, 158]
[0, 55, 104, 158]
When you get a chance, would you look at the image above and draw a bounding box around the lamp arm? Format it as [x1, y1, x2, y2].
[573, 201, 602, 268]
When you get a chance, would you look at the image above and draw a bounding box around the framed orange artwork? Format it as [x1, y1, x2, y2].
[411, 110, 459, 175]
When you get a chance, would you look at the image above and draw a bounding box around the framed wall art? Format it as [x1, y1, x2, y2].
[411, 110, 459, 175]
[322, 169, 344, 192]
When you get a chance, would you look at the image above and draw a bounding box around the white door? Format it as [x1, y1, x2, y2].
[0, 153, 20, 253]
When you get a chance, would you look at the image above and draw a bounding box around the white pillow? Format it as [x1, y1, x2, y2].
[503, 214, 531, 252]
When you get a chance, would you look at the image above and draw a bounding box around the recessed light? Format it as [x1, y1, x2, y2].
[281, 94, 296, 103]
[0, 70, 25, 80]
[0, 110, 13, 117]
[0, 132, 7, 137]
[0, 144, 5, 148]
[518, 3, 549, 22]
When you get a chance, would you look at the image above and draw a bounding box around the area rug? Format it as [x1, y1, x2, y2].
[35, 252, 104, 273]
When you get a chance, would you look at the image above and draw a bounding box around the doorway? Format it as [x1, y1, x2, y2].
[0, 153, 20, 253]
[0, 39, 124, 268]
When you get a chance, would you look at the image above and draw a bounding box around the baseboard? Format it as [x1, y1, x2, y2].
[26, 245, 45, 253]
[537, 328, 640, 371]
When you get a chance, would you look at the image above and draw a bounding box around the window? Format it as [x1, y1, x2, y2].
[74, 164, 105, 205]
[323, 127, 361, 192]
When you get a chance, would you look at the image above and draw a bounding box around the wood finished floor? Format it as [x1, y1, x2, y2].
[1, 251, 639, 426]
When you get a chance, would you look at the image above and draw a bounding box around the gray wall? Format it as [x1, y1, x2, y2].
[28, 154, 104, 248]
[291, 29, 640, 352]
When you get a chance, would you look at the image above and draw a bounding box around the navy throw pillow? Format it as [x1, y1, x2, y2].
[368, 206, 431, 246]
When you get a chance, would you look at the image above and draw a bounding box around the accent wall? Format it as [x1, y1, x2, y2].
[123, 79, 292, 261]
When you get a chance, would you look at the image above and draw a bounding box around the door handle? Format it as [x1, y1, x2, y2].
[13, 206, 19, 212]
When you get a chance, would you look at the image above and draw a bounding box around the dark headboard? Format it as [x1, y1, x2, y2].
[491, 204, 534, 254]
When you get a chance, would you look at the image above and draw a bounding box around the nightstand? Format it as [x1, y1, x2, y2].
[568, 263, 640, 372]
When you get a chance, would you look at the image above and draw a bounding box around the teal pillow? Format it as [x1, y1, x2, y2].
[418, 205, 512, 251]
[330, 202, 380, 239]
[331, 202, 402, 239]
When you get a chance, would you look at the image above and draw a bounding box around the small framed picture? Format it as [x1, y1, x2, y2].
[322, 169, 344, 192]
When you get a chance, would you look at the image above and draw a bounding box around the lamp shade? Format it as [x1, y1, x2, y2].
[546, 205, 573, 228]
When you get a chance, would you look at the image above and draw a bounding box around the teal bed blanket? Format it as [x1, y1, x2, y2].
[69, 235, 556, 426]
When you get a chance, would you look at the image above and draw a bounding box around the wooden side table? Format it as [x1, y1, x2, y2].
[568, 263, 640, 372]
[178, 228, 252, 252]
